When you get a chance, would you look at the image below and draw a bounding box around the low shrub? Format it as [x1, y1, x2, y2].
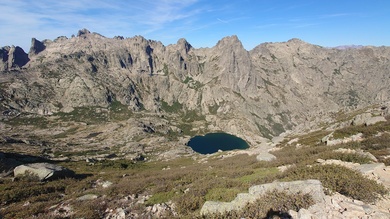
[280, 164, 387, 203]
[204, 190, 314, 219]
[318, 151, 372, 164]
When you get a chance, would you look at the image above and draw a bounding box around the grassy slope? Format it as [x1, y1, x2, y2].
[1, 114, 390, 218]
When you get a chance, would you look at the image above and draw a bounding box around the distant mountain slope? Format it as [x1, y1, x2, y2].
[1, 29, 390, 138]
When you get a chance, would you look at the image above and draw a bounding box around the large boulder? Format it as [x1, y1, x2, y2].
[200, 179, 325, 215]
[365, 116, 387, 126]
[351, 113, 387, 126]
[14, 163, 74, 181]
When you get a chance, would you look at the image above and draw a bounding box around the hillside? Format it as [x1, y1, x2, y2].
[1, 29, 390, 218]
[2, 29, 390, 143]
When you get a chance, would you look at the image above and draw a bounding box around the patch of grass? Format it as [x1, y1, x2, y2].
[163, 63, 169, 75]
[361, 132, 390, 151]
[183, 76, 193, 84]
[109, 100, 133, 121]
[161, 100, 183, 113]
[177, 123, 195, 136]
[54, 107, 108, 124]
[208, 104, 219, 115]
[237, 167, 279, 184]
[183, 110, 205, 122]
[4, 114, 49, 128]
[0, 178, 67, 205]
[294, 130, 331, 147]
[183, 76, 204, 90]
[333, 125, 365, 139]
[146, 190, 176, 205]
[205, 187, 242, 202]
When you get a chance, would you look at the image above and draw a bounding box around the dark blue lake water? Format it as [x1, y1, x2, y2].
[187, 132, 249, 154]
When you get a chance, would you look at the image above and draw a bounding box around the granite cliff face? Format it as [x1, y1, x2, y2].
[1, 29, 390, 139]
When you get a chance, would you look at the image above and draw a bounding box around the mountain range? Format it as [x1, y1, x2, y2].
[1, 29, 390, 143]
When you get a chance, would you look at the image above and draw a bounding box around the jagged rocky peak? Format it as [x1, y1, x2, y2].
[287, 38, 306, 44]
[77, 28, 91, 37]
[0, 46, 29, 71]
[177, 38, 192, 53]
[0, 46, 10, 61]
[216, 35, 244, 49]
[29, 38, 46, 56]
[114, 36, 124, 40]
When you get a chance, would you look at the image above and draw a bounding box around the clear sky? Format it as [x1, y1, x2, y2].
[1, 0, 390, 51]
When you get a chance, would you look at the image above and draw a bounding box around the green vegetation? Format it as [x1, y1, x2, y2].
[4, 115, 49, 128]
[2, 111, 390, 218]
[347, 90, 359, 107]
[54, 107, 108, 124]
[208, 104, 219, 115]
[207, 191, 314, 219]
[183, 76, 204, 90]
[183, 110, 205, 122]
[281, 164, 387, 202]
[52, 101, 133, 125]
[161, 100, 183, 113]
[146, 190, 176, 206]
[108, 100, 133, 121]
[333, 68, 341, 75]
[163, 63, 169, 75]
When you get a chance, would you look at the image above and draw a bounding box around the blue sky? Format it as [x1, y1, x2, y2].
[1, 0, 390, 51]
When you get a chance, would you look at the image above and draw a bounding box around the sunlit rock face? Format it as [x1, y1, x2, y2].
[1, 29, 390, 139]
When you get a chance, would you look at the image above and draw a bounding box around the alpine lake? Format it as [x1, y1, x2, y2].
[187, 132, 249, 154]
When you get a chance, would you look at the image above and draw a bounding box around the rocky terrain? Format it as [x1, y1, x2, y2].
[1, 30, 390, 218]
[1, 29, 390, 158]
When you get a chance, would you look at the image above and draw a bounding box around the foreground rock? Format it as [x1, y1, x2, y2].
[201, 179, 390, 218]
[13, 163, 74, 181]
[289, 192, 390, 219]
[200, 179, 325, 215]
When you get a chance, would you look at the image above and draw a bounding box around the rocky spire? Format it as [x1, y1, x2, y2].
[177, 38, 192, 54]
[77, 28, 91, 37]
[0, 46, 29, 70]
[29, 38, 46, 56]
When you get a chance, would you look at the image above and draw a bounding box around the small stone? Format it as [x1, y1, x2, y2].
[77, 194, 98, 201]
[102, 181, 113, 188]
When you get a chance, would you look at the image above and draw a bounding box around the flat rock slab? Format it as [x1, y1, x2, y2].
[357, 163, 385, 174]
[256, 153, 276, 161]
[77, 194, 98, 201]
[201, 179, 325, 215]
[14, 162, 74, 181]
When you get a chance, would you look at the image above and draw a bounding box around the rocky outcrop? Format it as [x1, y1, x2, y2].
[289, 192, 390, 219]
[13, 163, 74, 181]
[322, 132, 364, 146]
[200, 179, 325, 215]
[201, 179, 390, 218]
[0, 46, 29, 71]
[29, 38, 46, 56]
[352, 113, 387, 126]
